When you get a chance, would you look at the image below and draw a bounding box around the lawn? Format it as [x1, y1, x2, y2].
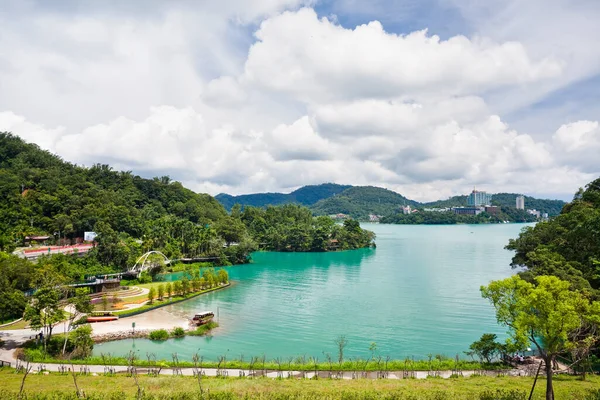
[0, 319, 29, 331]
[0, 369, 598, 399]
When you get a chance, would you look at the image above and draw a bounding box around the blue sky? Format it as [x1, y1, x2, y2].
[0, 0, 598, 201]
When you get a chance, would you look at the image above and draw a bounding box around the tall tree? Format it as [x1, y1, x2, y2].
[481, 275, 600, 400]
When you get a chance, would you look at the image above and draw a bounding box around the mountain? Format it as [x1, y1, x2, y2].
[310, 186, 420, 220]
[220, 185, 566, 221]
[0, 132, 228, 253]
[215, 183, 351, 210]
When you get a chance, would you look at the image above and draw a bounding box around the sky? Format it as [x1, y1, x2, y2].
[1, 0, 599, 202]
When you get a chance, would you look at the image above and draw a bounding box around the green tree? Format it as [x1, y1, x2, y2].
[181, 278, 190, 295]
[468, 333, 501, 364]
[217, 269, 228, 285]
[166, 282, 173, 298]
[157, 283, 165, 300]
[173, 280, 183, 296]
[101, 294, 109, 311]
[62, 288, 92, 355]
[70, 324, 94, 358]
[147, 286, 156, 304]
[24, 286, 66, 352]
[481, 275, 600, 400]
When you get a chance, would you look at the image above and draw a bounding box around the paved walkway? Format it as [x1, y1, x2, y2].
[1, 357, 531, 379]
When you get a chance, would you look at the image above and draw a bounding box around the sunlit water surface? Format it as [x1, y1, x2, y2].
[95, 223, 529, 360]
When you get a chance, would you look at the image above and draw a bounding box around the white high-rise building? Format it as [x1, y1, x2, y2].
[516, 195, 525, 210]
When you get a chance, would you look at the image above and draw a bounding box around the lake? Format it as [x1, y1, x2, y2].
[94, 223, 528, 361]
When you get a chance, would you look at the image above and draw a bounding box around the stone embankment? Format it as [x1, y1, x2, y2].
[93, 330, 152, 343]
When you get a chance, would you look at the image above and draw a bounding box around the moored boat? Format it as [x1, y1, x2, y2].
[191, 311, 214, 326]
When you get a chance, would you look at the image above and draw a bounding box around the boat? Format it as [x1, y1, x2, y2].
[87, 311, 119, 323]
[191, 311, 214, 326]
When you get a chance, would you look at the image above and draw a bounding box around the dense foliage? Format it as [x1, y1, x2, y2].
[241, 204, 375, 251]
[311, 186, 419, 220]
[506, 177, 600, 291]
[0, 132, 249, 265]
[216, 183, 351, 211]
[482, 275, 600, 400]
[381, 207, 536, 225]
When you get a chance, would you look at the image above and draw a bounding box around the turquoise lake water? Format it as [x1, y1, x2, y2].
[94, 223, 529, 361]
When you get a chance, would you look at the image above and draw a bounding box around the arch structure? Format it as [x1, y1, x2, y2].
[129, 251, 171, 274]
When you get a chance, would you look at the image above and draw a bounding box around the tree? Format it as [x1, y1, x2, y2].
[70, 324, 94, 358]
[468, 333, 501, 364]
[166, 282, 173, 298]
[173, 281, 183, 296]
[157, 284, 165, 300]
[335, 335, 348, 364]
[481, 275, 600, 400]
[24, 286, 66, 352]
[181, 278, 190, 296]
[217, 269, 228, 285]
[101, 294, 109, 311]
[62, 288, 92, 355]
[148, 287, 156, 304]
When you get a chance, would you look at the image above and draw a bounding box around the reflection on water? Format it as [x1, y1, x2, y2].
[95, 223, 527, 361]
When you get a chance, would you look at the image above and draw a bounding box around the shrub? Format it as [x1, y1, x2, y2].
[172, 327, 185, 338]
[148, 329, 169, 341]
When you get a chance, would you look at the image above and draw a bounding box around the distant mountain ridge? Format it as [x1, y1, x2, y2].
[217, 184, 566, 220]
[215, 183, 351, 210]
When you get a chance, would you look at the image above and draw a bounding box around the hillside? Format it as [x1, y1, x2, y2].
[310, 186, 420, 220]
[0, 132, 251, 266]
[491, 193, 565, 216]
[216, 183, 351, 210]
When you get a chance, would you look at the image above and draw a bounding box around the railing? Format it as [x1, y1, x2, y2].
[0, 360, 11, 368]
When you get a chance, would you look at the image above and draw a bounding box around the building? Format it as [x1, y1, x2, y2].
[368, 214, 382, 222]
[467, 190, 493, 206]
[516, 195, 525, 210]
[329, 213, 348, 220]
[527, 209, 541, 218]
[401, 205, 412, 215]
[453, 207, 485, 216]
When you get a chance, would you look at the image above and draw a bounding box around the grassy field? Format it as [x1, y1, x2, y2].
[0, 319, 29, 331]
[0, 369, 598, 399]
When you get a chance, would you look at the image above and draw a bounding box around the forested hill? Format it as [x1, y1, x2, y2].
[216, 183, 351, 211]
[0, 132, 236, 260]
[219, 184, 566, 221]
[310, 186, 419, 220]
[506, 177, 600, 292]
[491, 193, 565, 216]
[0, 133, 374, 266]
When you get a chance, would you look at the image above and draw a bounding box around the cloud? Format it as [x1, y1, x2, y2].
[242, 8, 561, 103]
[0, 4, 599, 201]
[552, 121, 600, 173]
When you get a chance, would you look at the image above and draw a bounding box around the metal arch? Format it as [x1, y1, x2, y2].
[129, 250, 171, 273]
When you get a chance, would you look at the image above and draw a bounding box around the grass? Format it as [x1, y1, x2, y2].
[0, 319, 29, 330]
[19, 348, 505, 372]
[0, 368, 599, 399]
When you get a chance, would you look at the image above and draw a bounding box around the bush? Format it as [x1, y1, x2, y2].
[148, 329, 169, 341]
[172, 327, 185, 338]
